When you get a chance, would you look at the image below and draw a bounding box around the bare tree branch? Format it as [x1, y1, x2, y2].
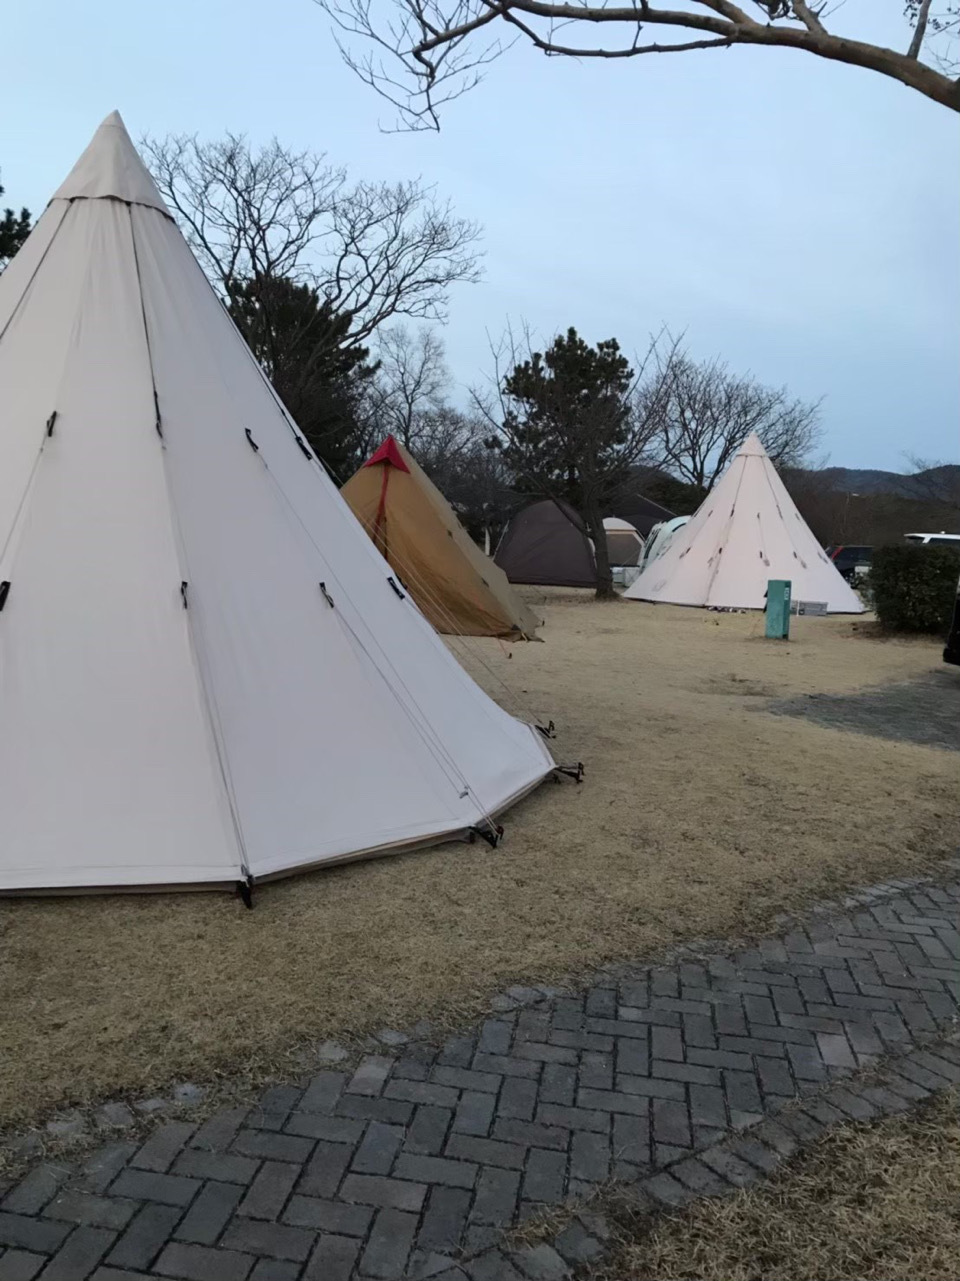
[316, 0, 960, 128]
[143, 132, 482, 345]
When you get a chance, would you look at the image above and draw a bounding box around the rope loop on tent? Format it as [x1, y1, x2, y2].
[45, 411, 57, 438]
[318, 581, 335, 608]
[0, 582, 10, 612]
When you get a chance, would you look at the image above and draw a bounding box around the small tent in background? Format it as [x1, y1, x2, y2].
[495, 500, 595, 588]
[639, 515, 691, 573]
[625, 434, 865, 613]
[603, 517, 644, 567]
[0, 114, 555, 895]
[611, 493, 676, 539]
[341, 435, 541, 640]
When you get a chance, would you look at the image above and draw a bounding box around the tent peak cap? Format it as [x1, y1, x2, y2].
[364, 435, 411, 473]
[53, 111, 171, 215]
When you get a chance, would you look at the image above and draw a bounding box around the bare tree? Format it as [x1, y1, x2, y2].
[142, 133, 482, 345]
[643, 346, 822, 495]
[366, 325, 450, 445]
[905, 454, 960, 510]
[317, 0, 960, 127]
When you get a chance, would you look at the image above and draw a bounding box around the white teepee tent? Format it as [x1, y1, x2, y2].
[624, 433, 864, 614]
[0, 113, 555, 894]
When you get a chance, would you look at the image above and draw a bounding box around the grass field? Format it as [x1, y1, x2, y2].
[588, 1087, 960, 1281]
[2, 591, 957, 1131]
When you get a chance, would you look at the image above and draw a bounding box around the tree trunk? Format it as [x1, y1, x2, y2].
[583, 501, 616, 601]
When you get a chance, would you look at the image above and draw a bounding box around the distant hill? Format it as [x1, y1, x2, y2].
[821, 464, 960, 500]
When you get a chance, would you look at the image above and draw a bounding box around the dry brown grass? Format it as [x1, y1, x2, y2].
[589, 1087, 960, 1281]
[2, 593, 957, 1130]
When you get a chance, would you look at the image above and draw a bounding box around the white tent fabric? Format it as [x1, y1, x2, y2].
[0, 113, 555, 893]
[624, 434, 864, 614]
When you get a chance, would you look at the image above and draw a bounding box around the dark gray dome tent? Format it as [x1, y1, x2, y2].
[494, 500, 596, 588]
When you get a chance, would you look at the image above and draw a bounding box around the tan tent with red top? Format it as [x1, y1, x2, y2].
[341, 435, 541, 639]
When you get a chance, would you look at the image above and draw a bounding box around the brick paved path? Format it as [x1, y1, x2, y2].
[1, 869, 958, 1281]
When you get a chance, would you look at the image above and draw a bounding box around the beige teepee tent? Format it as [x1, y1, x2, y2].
[342, 435, 541, 639]
[625, 433, 864, 613]
[0, 114, 555, 895]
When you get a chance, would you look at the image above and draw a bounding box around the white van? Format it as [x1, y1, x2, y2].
[904, 532, 960, 546]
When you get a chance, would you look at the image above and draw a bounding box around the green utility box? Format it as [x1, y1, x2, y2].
[765, 579, 792, 639]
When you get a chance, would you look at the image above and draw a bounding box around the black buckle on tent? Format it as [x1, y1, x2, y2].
[553, 762, 584, 784]
[319, 581, 335, 608]
[387, 576, 405, 600]
[180, 581, 189, 609]
[536, 720, 556, 740]
[45, 410, 57, 437]
[245, 429, 259, 453]
[294, 435, 312, 460]
[154, 390, 163, 439]
[0, 581, 10, 612]
[237, 876, 254, 909]
[469, 821, 504, 849]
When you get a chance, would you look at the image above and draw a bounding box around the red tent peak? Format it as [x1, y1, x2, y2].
[364, 435, 410, 472]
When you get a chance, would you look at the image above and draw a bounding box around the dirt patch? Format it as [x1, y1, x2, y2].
[768, 669, 960, 752]
[1, 592, 957, 1130]
[588, 1087, 960, 1281]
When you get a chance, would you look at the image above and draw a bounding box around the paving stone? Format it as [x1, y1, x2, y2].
[107, 1170, 201, 1209]
[2, 1167, 69, 1217]
[108, 1204, 182, 1270]
[912, 1050, 960, 1084]
[642, 1172, 693, 1208]
[0, 1251, 46, 1281]
[569, 1131, 609, 1183]
[816, 1032, 857, 1069]
[522, 1149, 566, 1203]
[301, 1233, 360, 1280]
[417, 1186, 471, 1252]
[471, 1167, 520, 1225]
[452, 1092, 495, 1138]
[335, 1095, 414, 1126]
[155, 1241, 255, 1280]
[785, 1043, 828, 1082]
[471, 1054, 539, 1081]
[756, 1055, 796, 1100]
[652, 1099, 692, 1149]
[892, 1058, 955, 1092]
[444, 1135, 525, 1170]
[76, 1145, 139, 1196]
[612, 1113, 649, 1168]
[284, 1113, 363, 1143]
[360, 1208, 418, 1279]
[174, 1182, 244, 1245]
[190, 1109, 248, 1154]
[672, 1156, 733, 1196]
[477, 1021, 513, 1055]
[652, 1059, 720, 1086]
[231, 1131, 314, 1164]
[173, 1150, 259, 1185]
[729, 1137, 781, 1173]
[346, 1057, 393, 1098]
[220, 1219, 314, 1262]
[131, 1123, 196, 1173]
[491, 1120, 567, 1152]
[298, 1073, 346, 1115]
[578, 1052, 613, 1091]
[699, 1146, 758, 1188]
[538, 1066, 576, 1107]
[347, 1123, 401, 1177]
[237, 1162, 300, 1220]
[498, 1078, 539, 1121]
[249, 1262, 300, 1281]
[439, 1036, 478, 1069]
[536, 1104, 608, 1134]
[393, 1154, 477, 1190]
[431, 1067, 501, 1095]
[45, 1191, 138, 1230]
[385, 1081, 459, 1109]
[296, 1142, 355, 1199]
[608, 1076, 686, 1102]
[282, 1195, 372, 1236]
[36, 1226, 115, 1280]
[510, 1243, 571, 1279]
[404, 1107, 452, 1157]
[339, 1174, 427, 1212]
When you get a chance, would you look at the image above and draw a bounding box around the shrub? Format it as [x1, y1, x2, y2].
[869, 543, 960, 633]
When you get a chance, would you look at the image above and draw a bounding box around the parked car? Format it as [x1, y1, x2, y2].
[904, 531, 960, 547]
[826, 545, 873, 582]
[944, 571, 960, 667]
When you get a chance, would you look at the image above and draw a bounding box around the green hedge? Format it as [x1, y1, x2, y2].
[869, 544, 960, 633]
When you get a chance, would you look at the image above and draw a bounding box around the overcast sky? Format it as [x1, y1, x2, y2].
[4, 0, 957, 470]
